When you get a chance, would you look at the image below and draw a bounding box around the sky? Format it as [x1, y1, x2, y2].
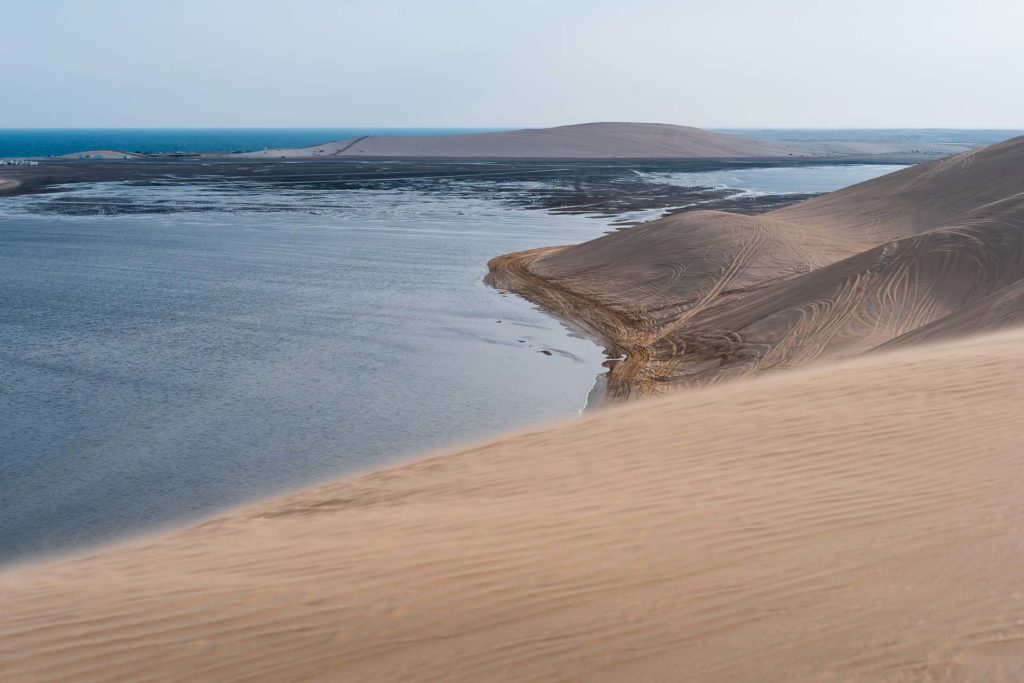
[2, 0, 1023, 128]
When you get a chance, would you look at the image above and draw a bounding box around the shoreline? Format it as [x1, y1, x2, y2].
[486, 247, 664, 403]
[0, 155, 928, 199]
[2, 326, 1023, 680]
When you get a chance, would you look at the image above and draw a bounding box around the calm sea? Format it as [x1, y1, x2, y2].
[0, 128, 505, 158]
[4, 128, 1021, 159]
[1, 158, 908, 564]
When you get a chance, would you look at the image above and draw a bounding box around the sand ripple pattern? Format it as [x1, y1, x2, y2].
[488, 135, 1024, 399]
[2, 329, 1024, 681]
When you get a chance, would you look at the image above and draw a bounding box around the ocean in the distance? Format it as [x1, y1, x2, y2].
[4, 128, 1022, 159]
[0, 128, 506, 158]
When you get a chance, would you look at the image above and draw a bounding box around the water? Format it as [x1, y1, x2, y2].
[0, 128, 506, 158]
[639, 164, 910, 196]
[0, 161, 906, 563]
[717, 128, 1024, 146]
[5, 128, 1021, 160]
[0, 185, 613, 562]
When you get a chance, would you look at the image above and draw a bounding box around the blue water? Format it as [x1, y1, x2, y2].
[641, 164, 910, 196]
[0, 161, 907, 564]
[5, 128, 1022, 160]
[0, 182, 609, 563]
[718, 129, 1024, 145]
[0, 128, 506, 158]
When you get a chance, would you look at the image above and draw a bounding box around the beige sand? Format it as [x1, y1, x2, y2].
[236, 123, 975, 160]
[2, 327, 1024, 681]
[489, 134, 1024, 399]
[56, 150, 145, 159]
[240, 122, 794, 158]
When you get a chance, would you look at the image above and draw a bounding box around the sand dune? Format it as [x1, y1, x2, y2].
[7, 130, 1024, 682]
[240, 122, 794, 159]
[56, 149, 144, 159]
[234, 123, 986, 160]
[2, 328, 1024, 681]
[879, 277, 1024, 349]
[490, 134, 1024, 397]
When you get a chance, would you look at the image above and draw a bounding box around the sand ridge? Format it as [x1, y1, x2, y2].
[239, 122, 796, 159]
[234, 123, 981, 160]
[2, 328, 1024, 681]
[489, 134, 1024, 398]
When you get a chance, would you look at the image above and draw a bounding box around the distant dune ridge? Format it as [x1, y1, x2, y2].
[46, 123, 978, 161]
[489, 134, 1024, 399]
[238, 122, 795, 158]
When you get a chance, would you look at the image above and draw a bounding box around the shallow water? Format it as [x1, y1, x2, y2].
[0, 162, 906, 563]
[0, 128, 505, 158]
[0, 186, 613, 562]
[639, 164, 910, 196]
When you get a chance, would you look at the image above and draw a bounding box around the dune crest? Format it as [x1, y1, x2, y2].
[2, 328, 1024, 681]
[489, 135, 1024, 399]
[239, 122, 795, 158]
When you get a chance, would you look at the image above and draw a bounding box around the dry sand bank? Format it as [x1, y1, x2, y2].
[489, 134, 1024, 400]
[235, 123, 978, 160]
[2, 327, 1024, 681]
[239, 122, 796, 159]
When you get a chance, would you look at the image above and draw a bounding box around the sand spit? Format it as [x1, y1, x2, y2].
[56, 149, 144, 159]
[234, 123, 983, 160]
[2, 328, 1024, 681]
[240, 122, 795, 159]
[489, 134, 1024, 399]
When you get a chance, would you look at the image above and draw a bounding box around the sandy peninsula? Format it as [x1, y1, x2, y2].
[238, 122, 795, 159]
[489, 134, 1024, 400]
[234, 123, 980, 160]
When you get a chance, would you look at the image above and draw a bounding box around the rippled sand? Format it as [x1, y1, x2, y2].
[3, 327, 1024, 681]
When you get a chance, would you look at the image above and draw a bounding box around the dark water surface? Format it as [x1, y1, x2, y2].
[1, 185, 611, 562]
[5, 128, 1021, 160]
[0, 128, 505, 158]
[0, 162, 906, 563]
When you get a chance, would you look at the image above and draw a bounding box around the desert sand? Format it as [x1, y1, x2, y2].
[237, 123, 979, 160]
[489, 134, 1024, 400]
[6, 132, 1024, 681]
[56, 150, 144, 159]
[2, 327, 1024, 681]
[240, 122, 795, 158]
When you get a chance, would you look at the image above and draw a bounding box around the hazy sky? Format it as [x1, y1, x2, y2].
[3, 0, 1023, 128]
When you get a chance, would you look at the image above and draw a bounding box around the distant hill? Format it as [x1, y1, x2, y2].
[239, 122, 795, 159]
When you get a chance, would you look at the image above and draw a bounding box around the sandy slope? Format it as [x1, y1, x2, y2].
[2, 328, 1024, 681]
[489, 135, 1024, 397]
[240, 122, 794, 158]
[234, 123, 980, 160]
[56, 150, 144, 159]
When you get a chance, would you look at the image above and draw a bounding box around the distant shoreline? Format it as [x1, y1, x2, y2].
[6, 122, 1011, 162]
[0, 155, 921, 200]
